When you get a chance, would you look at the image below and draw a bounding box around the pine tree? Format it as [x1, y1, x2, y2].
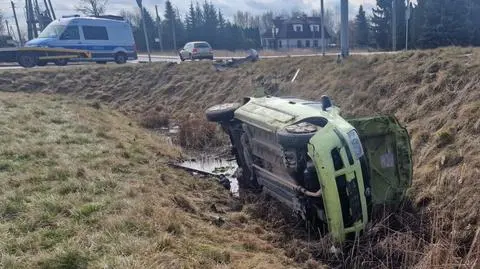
[354, 5, 369, 47]
[194, 1, 204, 38]
[419, 0, 470, 48]
[371, 0, 391, 50]
[163, 0, 176, 50]
[470, 0, 480, 45]
[394, 0, 406, 50]
[186, 2, 196, 41]
[132, 8, 156, 51]
[202, 1, 218, 46]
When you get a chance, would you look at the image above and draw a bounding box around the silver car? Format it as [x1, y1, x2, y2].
[179, 41, 214, 61]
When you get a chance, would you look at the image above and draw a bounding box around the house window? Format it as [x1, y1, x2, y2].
[310, 25, 320, 32]
[278, 40, 282, 48]
[297, 40, 302, 48]
[305, 40, 311, 48]
[293, 24, 303, 32]
[313, 40, 319, 47]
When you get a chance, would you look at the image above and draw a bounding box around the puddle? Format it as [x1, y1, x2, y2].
[176, 156, 239, 194]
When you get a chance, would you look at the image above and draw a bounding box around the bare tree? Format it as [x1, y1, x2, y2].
[75, 0, 108, 16]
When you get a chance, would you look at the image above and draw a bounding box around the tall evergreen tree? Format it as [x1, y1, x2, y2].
[132, 8, 156, 51]
[394, 0, 406, 50]
[371, 0, 391, 50]
[419, 0, 470, 48]
[163, 0, 177, 50]
[354, 5, 369, 47]
[186, 2, 196, 41]
[202, 1, 218, 46]
[470, 0, 480, 45]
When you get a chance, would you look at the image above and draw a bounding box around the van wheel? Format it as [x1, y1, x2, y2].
[114, 52, 127, 64]
[18, 53, 37, 68]
[205, 103, 241, 122]
[54, 59, 68, 66]
[277, 129, 316, 148]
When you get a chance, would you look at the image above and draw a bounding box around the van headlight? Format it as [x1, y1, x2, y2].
[285, 122, 317, 133]
[347, 130, 364, 159]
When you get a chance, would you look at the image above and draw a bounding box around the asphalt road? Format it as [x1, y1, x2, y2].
[0, 51, 396, 70]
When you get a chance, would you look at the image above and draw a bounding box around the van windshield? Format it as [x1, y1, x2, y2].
[38, 22, 66, 38]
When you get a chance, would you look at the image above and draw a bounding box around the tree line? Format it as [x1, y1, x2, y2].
[120, 1, 265, 51]
[354, 0, 480, 50]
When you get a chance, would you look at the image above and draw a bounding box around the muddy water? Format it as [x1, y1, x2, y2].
[177, 157, 239, 194]
[155, 125, 239, 194]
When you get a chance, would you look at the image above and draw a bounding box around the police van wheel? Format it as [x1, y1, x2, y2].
[114, 52, 127, 64]
[205, 103, 241, 122]
[54, 59, 68, 66]
[18, 54, 37, 68]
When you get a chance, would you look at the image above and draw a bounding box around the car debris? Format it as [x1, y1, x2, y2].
[213, 49, 259, 71]
[205, 95, 413, 243]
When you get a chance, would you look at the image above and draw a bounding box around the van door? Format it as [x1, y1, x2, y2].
[347, 116, 412, 206]
[57, 24, 82, 49]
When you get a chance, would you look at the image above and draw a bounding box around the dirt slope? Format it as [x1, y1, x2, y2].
[0, 47, 479, 267]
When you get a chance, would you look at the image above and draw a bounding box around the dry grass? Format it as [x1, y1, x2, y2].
[0, 92, 302, 268]
[0, 46, 479, 267]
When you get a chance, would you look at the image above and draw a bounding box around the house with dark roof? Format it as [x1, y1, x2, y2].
[261, 15, 332, 50]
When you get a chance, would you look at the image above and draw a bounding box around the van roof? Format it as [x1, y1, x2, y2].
[55, 16, 128, 25]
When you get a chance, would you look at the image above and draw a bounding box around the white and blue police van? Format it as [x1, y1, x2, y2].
[25, 15, 137, 66]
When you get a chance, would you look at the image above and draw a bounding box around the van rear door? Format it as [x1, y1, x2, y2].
[347, 116, 412, 206]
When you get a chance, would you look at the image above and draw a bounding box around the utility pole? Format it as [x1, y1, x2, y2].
[11, 1, 23, 45]
[340, 0, 349, 57]
[172, 8, 178, 51]
[6, 20, 11, 36]
[136, 0, 151, 62]
[155, 4, 163, 52]
[392, 0, 397, 51]
[405, 1, 411, 51]
[320, 0, 325, 56]
[47, 0, 55, 19]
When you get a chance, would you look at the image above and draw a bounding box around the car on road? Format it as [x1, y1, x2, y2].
[24, 15, 137, 66]
[205, 95, 412, 243]
[179, 41, 214, 61]
[0, 35, 18, 48]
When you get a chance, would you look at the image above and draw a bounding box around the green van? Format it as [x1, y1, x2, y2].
[206, 95, 412, 243]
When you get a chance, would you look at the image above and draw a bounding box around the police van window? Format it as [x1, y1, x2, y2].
[82, 26, 109, 40]
[60, 26, 80, 40]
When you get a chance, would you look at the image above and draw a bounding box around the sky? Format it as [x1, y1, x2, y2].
[0, 0, 377, 37]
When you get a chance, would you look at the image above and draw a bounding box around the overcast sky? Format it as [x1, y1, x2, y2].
[1, 0, 377, 36]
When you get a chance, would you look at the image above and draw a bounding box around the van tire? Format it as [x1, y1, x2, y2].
[277, 129, 316, 148]
[114, 52, 127, 64]
[18, 53, 37, 68]
[205, 103, 241, 122]
[54, 59, 68, 66]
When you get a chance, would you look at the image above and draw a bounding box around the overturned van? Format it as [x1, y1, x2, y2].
[205, 96, 412, 243]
